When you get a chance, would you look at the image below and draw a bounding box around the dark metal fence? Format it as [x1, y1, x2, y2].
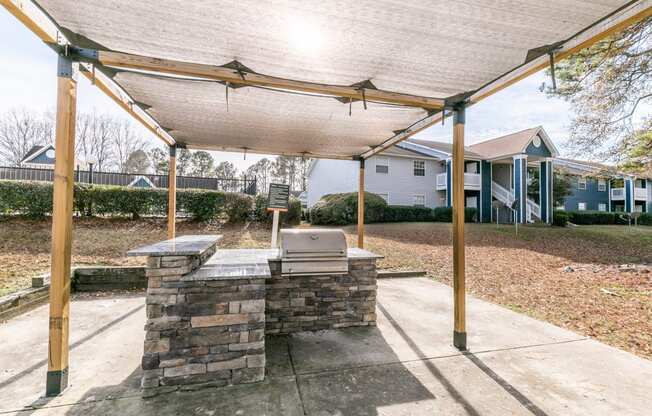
[0, 165, 257, 195]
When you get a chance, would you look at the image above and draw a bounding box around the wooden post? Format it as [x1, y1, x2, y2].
[452, 105, 467, 350]
[271, 210, 280, 248]
[46, 55, 77, 396]
[358, 159, 365, 248]
[167, 145, 176, 240]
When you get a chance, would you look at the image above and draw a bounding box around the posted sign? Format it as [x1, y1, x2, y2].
[267, 183, 290, 211]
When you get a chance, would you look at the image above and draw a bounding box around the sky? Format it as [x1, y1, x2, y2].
[0, 8, 575, 171]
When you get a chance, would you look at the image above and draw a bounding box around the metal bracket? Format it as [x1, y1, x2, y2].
[57, 55, 75, 79]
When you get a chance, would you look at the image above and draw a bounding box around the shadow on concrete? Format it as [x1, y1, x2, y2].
[462, 352, 550, 416]
[0, 303, 145, 392]
[378, 301, 549, 416]
[376, 302, 483, 416]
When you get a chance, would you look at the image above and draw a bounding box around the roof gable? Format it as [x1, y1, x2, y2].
[468, 127, 559, 160]
[20, 145, 54, 164]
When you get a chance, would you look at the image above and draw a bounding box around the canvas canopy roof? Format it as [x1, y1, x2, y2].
[19, 0, 652, 159]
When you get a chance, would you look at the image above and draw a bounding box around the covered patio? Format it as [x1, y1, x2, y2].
[2, 278, 651, 415]
[2, 0, 651, 406]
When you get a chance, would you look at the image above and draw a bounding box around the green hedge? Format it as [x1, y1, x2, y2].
[552, 211, 568, 227]
[309, 192, 478, 225]
[0, 180, 232, 221]
[566, 210, 618, 225]
[383, 206, 434, 222]
[565, 210, 652, 226]
[253, 194, 302, 225]
[639, 213, 652, 225]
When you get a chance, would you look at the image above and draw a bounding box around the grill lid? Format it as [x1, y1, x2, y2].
[280, 229, 347, 259]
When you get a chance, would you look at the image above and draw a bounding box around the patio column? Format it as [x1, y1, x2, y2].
[624, 176, 634, 213]
[358, 158, 365, 248]
[480, 161, 492, 223]
[167, 145, 176, 239]
[539, 158, 553, 224]
[512, 155, 527, 223]
[46, 55, 77, 396]
[452, 105, 466, 350]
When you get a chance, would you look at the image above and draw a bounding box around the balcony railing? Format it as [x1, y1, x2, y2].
[612, 187, 648, 201]
[436, 173, 447, 190]
[611, 187, 625, 200]
[435, 172, 481, 191]
[634, 187, 647, 200]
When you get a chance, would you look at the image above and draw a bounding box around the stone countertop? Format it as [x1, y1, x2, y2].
[127, 235, 222, 257]
[346, 248, 384, 260]
[184, 249, 277, 281]
[182, 247, 382, 281]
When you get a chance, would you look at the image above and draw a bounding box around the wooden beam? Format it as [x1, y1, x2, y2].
[96, 50, 445, 110]
[360, 1, 652, 160]
[79, 66, 175, 146]
[470, 2, 652, 104]
[358, 159, 365, 248]
[167, 146, 176, 240]
[0, 0, 58, 43]
[46, 56, 77, 396]
[452, 106, 466, 351]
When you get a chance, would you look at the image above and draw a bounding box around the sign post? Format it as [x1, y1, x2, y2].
[267, 183, 290, 248]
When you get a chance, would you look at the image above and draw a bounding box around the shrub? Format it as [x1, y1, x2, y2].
[639, 213, 652, 226]
[566, 211, 618, 225]
[252, 194, 302, 225]
[0, 180, 231, 221]
[0, 180, 53, 217]
[552, 211, 568, 227]
[177, 189, 225, 221]
[432, 206, 477, 223]
[224, 192, 254, 223]
[310, 192, 387, 225]
[89, 186, 166, 219]
[383, 206, 434, 222]
[309, 192, 478, 225]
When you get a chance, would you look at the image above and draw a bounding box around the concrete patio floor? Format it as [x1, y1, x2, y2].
[1, 278, 651, 415]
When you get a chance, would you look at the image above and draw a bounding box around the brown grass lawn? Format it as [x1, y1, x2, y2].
[1, 217, 651, 359]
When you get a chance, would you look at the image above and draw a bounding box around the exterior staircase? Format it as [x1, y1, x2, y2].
[491, 181, 540, 222]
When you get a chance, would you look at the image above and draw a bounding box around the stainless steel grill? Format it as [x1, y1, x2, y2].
[280, 229, 348, 276]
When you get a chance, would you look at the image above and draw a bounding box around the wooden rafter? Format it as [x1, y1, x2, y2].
[94, 50, 445, 110]
[361, 0, 652, 159]
[78, 66, 175, 146]
[1, 0, 175, 147]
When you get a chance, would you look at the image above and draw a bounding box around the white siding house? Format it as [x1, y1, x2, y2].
[307, 147, 444, 208]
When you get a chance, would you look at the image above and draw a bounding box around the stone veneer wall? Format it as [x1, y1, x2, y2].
[141, 246, 266, 397]
[265, 258, 377, 334]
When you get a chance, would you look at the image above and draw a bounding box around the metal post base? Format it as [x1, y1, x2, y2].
[46, 368, 68, 396]
[453, 331, 467, 351]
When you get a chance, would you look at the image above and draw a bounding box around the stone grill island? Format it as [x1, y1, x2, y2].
[127, 231, 381, 396]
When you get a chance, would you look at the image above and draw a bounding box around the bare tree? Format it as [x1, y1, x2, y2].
[75, 111, 114, 170]
[111, 119, 149, 172]
[245, 158, 272, 194]
[0, 108, 53, 165]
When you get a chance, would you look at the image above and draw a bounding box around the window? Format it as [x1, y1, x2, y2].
[376, 193, 389, 203]
[578, 202, 587, 211]
[413, 194, 426, 207]
[598, 179, 606, 192]
[578, 178, 587, 190]
[375, 157, 389, 174]
[466, 162, 477, 174]
[413, 160, 425, 176]
[598, 203, 607, 212]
